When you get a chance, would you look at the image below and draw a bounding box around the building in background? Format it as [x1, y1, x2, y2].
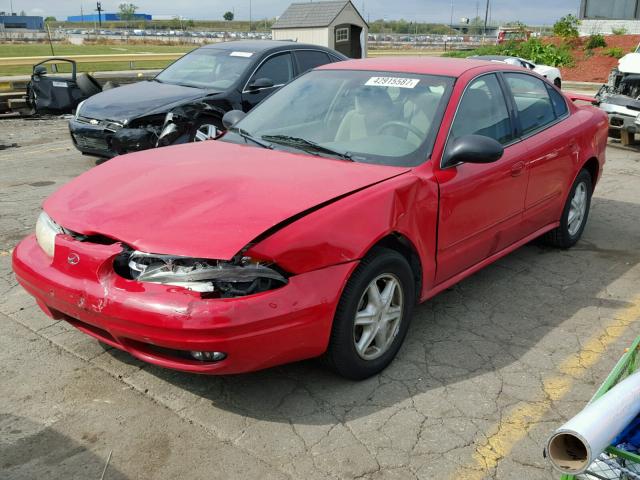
[579, 0, 640, 35]
[66, 13, 152, 23]
[0, 13, 44, 30]
[272, 1, 368, 58]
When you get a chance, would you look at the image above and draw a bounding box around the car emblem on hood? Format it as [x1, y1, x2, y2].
[67, 252, 80, 265]
[89, 119, 99, 125]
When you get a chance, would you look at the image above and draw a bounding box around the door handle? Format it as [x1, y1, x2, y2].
[511, 161, 525, 177]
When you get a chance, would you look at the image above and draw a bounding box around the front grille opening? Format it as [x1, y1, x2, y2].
[61, 313, 118, 345]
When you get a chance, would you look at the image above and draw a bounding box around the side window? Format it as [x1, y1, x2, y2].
[294, 50, 331, 74]
[449, 74, 514, 145]
[504, 73, 556, 135]
[251, 53, 293, 86]
[546, 84, 569, 118]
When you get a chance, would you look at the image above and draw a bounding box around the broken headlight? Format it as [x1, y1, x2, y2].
[35, 211, 64, 257]
[116, 250, 288, 297]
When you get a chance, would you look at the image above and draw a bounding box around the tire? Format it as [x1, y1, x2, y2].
[76, 73, 102, 97]
[542, 169, 592, 248]
[190, 118, 221, 142]
[554, 77, 562, 89]
[324, 247, 415, 380]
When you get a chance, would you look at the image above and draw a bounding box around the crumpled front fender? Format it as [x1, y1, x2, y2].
[246, 172, 437, 292]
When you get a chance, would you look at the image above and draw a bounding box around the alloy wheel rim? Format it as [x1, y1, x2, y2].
[353, 273, 404, 361]
[568, 182, 588, 236]
[194, 124, 218, 141]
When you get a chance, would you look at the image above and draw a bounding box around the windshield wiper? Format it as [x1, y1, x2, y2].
[230, 127, 273, 149]
[261, 135, 353, 161]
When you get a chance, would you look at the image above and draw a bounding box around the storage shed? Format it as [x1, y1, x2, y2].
[272, 1, 368, 58]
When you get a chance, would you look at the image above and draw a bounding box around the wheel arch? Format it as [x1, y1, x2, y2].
[581, 157, 600, 191]
[366, 232, 423, 303]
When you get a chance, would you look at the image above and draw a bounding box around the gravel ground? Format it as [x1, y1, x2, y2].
[1, 116, 640, 480]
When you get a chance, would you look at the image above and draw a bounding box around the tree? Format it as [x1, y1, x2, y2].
[44, 16, 57, 22]
[186, 19, 195, 29]
[223, 11, 234, 22]
[118, 3, 138, 24]
[553, 14, 580, 39]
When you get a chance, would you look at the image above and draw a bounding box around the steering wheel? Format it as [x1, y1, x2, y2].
[377, 121, 424, 139]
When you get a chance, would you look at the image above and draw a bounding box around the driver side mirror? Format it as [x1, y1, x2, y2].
[222, 110, 246, 130]
[33, 65, 47, 76]
[247, 77, 274, 92]
[442, 134, 504, 168]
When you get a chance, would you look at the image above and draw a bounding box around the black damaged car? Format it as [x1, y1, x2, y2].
[69, 40, 346, 158]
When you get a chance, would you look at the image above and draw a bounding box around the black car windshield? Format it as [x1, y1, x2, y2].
[222, 69, 454, 167]
[155, 48, 253, 90]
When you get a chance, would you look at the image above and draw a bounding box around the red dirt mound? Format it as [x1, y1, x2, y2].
[550, 35, 640, 83]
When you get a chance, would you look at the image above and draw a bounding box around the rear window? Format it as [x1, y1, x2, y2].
[294, 50, 332, 74]
[504, 73, 556, 136]
[547, 84, 569, 118]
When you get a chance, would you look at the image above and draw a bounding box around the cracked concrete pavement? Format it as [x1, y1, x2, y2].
[1, 116, 639, 479]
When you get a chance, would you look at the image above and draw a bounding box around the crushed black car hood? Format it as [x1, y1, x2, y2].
[79, 80, 207, 122]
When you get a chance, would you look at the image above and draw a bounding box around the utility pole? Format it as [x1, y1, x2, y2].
[449, 0, 454, 32]
[249, 0, 252, 32]
[483, 0, 489, 36]
[96, 1, 103, 27]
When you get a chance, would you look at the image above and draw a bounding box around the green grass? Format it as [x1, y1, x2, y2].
[0, 43, 195, 76]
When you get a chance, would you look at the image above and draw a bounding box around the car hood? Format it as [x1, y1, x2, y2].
[79, 80, 207, 122]
[533, 64, 559, 78]
[44, 141, 410, 260]
[619, 52, 640, 74]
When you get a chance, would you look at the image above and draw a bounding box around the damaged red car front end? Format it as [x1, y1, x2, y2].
[12, 140, 410, 374]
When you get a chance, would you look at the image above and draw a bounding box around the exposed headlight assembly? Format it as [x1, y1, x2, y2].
[118, 250, 288, 297]
[74, 99, 86, 119]
[35, 211, 64, 257]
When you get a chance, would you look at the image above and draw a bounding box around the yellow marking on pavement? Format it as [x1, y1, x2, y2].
[454, 295, 640, 480]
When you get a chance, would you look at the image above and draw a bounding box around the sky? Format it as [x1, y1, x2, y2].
[2, 0, 580, 25]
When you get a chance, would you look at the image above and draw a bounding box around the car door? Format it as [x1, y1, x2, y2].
[433, 73, 528, 283]
[241, 52, 295, 111]
[502, 72, 575, 232]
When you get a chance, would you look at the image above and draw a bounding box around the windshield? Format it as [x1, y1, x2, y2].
[222, 69, 454, 167]
[156, 48, 252, 90]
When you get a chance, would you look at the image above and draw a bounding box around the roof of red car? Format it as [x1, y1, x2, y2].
[318, 56, 509, 77]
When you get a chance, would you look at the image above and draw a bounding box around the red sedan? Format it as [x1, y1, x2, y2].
[12, 58, 607, 379]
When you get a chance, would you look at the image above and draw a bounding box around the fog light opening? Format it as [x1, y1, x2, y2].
[190, 351, 227, 362]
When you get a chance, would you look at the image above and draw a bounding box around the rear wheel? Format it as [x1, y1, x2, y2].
[324, 248, 415, 380]
[542, 169, 592, 248]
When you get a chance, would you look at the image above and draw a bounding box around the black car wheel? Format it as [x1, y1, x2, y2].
[324, 247, 415, 380]
[542, 169, 592, 248]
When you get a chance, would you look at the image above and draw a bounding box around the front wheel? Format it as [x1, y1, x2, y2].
[542, 169, 592, 248]
[324, 248, 415, 380]
[190, 119, 220, 142]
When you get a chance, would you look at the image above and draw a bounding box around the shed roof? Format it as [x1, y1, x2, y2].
[272, 1, 365, 29]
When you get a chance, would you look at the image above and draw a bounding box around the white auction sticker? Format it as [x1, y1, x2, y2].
[365, 76, 420, 88]
[230, 51, 253, 57]
[52, 81, 68, 88]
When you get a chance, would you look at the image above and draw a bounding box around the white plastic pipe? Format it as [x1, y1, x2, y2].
[547, 371, 640, 475]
